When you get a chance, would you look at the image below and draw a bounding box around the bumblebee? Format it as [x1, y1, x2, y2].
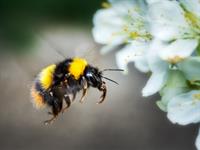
[31, 57, 122, 125]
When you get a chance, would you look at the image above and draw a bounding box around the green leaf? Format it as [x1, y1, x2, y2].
[178, 57, 200, 81]
[196, 42, 200, 56]
[164, 70, 188, 89]
[157, 70, 189, 112]
[158, 87, 189, 111]
[156, 101, 167, 112]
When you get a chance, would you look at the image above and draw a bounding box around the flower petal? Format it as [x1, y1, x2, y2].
[92, 8, 125, 45]
[134, 56, 150, 73]
[149, 0, 189, 41]
[147, 39, 167, 71]
[159, 39, 198, 63]
[115, 41, 149, 73]
[142, 40, 168, 97]
[167, 90, 200, 125]
[196, 127, 200, 150]
[142, 70, 168, 97]
[146, 0, 161, 4]
[109, 0, 147, 10]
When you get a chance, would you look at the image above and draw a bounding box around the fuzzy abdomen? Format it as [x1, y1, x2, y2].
[31, 64, 56, 109]
[30, 83, 46, 109]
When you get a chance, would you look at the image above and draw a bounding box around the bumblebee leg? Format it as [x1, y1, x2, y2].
[80, 77, 88, 103]
[44, 108, 58, 125]
[61, 95, 71, 113]
[44, 98, 62, 125]
[72, 92, 77, 102]
[65, 85, 76, 102]
[80, 88, 88, 103]
[97, 83, 107, 104]
[48, 112, 53, 115]
[44, 115, 58, 125]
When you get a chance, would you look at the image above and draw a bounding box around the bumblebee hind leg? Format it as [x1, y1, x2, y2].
[61, 95, 71, 114]
[44, 98, 63, 125]
[61, 84, 78, 114]
[44, 115, 57, 125]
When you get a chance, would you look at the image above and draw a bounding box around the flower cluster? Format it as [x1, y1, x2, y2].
[93, 0, 200, 149]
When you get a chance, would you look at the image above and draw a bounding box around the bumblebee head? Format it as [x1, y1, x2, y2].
[84, 66, 123, 88]
[84, 66, 103, 88]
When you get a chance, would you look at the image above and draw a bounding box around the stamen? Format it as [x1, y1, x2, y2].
[102, 2, 111, 8]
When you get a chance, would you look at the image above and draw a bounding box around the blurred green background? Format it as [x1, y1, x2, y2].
[0, 0, 198, 150]
[0, 0, 102, 53]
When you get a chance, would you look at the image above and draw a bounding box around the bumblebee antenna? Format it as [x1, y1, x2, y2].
[101, 76, 119, 85]
[102, 69, 124, 72]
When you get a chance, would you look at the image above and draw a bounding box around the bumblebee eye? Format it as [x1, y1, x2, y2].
[85, 72, 97, 86]
[86, 72, 94, 80]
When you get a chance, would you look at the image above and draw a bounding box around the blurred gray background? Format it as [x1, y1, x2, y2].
[0, 0, 198, 150]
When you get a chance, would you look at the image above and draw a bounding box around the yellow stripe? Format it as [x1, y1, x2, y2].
[30, 85, 46, 109]
[69, 57, 87, 80]
[39, 64, 56, 89]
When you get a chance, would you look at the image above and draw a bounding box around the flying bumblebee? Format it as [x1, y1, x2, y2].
[31, 57, 123, 125]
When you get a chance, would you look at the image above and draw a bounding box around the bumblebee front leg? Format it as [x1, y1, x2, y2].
[97, 82, 107, 104]
[80, 77, 88, 103]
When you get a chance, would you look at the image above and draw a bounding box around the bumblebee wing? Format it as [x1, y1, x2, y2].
[74, 44, 100, 65]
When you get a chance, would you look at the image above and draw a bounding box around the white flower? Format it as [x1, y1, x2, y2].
[93, 0, 151, 73]
[92, 0, 151, 54]
[93, 1, 200, 149]
[93, 1, 131, 47]
[148, 0, 200, 57]
[142, 40, 169, 96]
[167, 90, 200, 150]
[142, 39, 197, 97]
[167, 90, 200, 125]
[115, 38, 195, 94]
